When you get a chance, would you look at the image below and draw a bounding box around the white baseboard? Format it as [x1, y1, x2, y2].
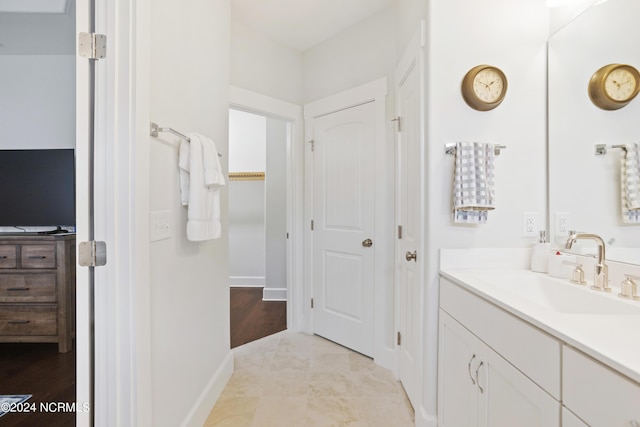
[415, 406, 438, 427]
[229, 276, 265, 287]
[180, 350, 234, 427]
[262, 287, 287, 301]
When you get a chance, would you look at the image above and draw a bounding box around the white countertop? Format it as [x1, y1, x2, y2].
[440, 268, 640, 384]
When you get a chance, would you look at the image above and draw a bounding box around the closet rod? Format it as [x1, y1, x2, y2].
[150, 122, 222, 157]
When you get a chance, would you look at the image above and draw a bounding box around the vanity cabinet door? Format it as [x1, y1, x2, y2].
[479, 342, 560, 427]
[438, 309, 480, 427]
[438, 310, 560, 427]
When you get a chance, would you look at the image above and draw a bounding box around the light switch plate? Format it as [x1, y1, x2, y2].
[150, 210, 172, 242]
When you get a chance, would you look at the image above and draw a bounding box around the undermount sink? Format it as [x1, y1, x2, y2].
[468, 270, 640, 315]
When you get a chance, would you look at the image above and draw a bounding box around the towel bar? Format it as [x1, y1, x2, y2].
[595, 144, 627, 155]
[445, 143, 506, 156]
[150, 122, 222, 157]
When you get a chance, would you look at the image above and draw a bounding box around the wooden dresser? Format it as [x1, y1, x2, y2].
[0, 234, 75, 353]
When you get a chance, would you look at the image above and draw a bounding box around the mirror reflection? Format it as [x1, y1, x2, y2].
[548, 0, 640, 265]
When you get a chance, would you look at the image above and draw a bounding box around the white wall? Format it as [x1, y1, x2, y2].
[264, 117, 288, 299]
[422, 0, 549, 423]
[230, 19, 303, 105]
[149, 1, 232, 426]
[301, 6, 396, 103]
[0, 55, 75, 148]
[229, 108, 266, 172]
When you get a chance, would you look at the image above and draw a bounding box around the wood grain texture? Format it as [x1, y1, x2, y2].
[230, 287, 286, 348]
[0, 343, 75, 427]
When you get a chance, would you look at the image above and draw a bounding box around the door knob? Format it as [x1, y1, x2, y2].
[405, 251, 417, 262]
[362, 239, 373, 247]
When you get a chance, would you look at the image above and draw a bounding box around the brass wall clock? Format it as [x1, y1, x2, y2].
[461, 65, 508, 111]
[588, 63, 640, 110]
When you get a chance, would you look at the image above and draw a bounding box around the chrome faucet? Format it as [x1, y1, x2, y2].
[565, 233, 610, 292]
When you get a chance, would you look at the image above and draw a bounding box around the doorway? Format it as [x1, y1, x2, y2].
[228, 108, 290, 346]
[0, 3, 78, 426]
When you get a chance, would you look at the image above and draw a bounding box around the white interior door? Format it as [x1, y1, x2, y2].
[311, 101, 376, 357]
[395, 24, 425, 408]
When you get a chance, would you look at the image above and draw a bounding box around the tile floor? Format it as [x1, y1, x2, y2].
[203, 330, 415, 426]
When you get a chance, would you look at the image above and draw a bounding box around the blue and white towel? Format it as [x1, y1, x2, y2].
[452, 142, 495, 224]
[621, 143, 640, 224]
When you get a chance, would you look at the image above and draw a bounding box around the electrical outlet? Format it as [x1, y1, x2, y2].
[522, 212, 539, 237]
[555, 212, 570, 236]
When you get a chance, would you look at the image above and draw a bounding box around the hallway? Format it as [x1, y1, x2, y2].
[204, 331, 414, 426]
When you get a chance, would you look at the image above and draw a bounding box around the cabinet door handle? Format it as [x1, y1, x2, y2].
[475, 361, 484, 394]
[7, 287, 30, 292]
[28, 256, 46, 259]
[467, 354, 477, 385]
[0, 256, 7, 259]
[8, 320, 30, 324]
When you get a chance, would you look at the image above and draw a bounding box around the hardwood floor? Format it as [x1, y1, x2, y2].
[230, 287, 287, 348]
[0, 343, 75, 427]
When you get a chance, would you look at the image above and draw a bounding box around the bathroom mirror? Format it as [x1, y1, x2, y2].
[548, 0, 640, 265]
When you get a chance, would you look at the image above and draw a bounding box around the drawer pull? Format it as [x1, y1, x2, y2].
[28, 256, 47, 259]
[475, 361, 484, 394]
[8, 320, 30, 325]
[467, 354, 477, 385]
[7, 287, 30, 291]
[0, 256, 7, 259]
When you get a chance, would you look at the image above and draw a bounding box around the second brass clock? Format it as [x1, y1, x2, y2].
[588, 63, 640, 110]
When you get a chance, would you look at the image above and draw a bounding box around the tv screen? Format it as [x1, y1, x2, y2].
[0, 149, 76, 228]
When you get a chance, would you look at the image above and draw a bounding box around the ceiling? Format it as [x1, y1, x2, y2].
[0, 0, 395, 55]
[231, 0, 396, 52]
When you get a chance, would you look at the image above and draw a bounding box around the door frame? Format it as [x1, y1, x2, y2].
[229, 86, 304, 331]
[303, 78, 395, 370]
[76, 0, 154, 425]
[393, 21, 427, 409]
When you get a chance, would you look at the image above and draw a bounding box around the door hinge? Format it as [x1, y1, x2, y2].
[78, 32, 107, 60]
[311, 220, 314, 231]
[308, 139, 315, 152]
[78, 241, 107, 267]
[311, 298, 314, 309]
[398, 225, 403, 239]
[397, 331, 402, 346]
[391, 116, 402, 132]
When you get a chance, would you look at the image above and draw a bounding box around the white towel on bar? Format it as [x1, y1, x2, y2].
[452, 142, 495, 224]
[621, 143, 640, 223]
[179, 133, 226, 241]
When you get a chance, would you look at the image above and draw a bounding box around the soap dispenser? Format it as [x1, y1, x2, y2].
[531, 230, 550, 273]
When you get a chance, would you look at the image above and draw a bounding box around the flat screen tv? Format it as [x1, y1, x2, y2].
[0, 149, 75, 230]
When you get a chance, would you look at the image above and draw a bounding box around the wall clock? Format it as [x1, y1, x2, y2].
[461, 65, 508, 111]
[588, 63, 640, 110]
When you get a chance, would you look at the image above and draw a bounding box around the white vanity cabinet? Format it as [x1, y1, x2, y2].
[438, 278, 561, 427]
[563, 346, 640, 427]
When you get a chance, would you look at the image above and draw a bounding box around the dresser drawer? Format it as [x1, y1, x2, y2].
[0, 245, 17, 268]
[563, 346, 640, 427]
[21, 245, 56, 269]
[0, 306, 57, 336]
[0, 274, 57, 303]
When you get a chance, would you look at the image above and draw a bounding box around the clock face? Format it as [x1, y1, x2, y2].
[604, 67, 638, 101]
[472, 69, 505, 103]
